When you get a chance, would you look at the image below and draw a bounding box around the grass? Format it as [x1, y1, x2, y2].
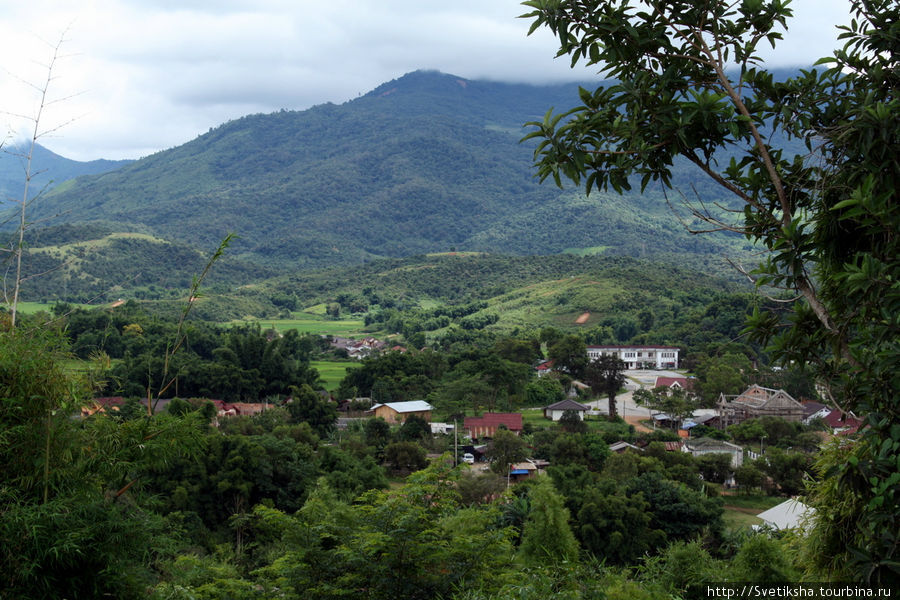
[721, 494, 784, 531]
[722, 509, 764, 529]
[312, 360, 356, 391]
[232, 312, 366, 337]
[512, 407, 635, 436]
[721, 494, 784, 511]
[14, 301, 96, 315]
[563, 245, 610, 256]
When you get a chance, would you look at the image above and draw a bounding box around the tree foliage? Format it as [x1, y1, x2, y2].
[633, 386, 701, 428]
[583, 354, 626, 417]
[523, 0, 898, 584]
[519, 477, 580, 564]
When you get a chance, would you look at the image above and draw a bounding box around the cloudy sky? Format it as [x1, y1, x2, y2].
[0, 0, 851, 162]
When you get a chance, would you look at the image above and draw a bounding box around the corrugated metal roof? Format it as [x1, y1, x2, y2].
[371, 400, 433, 413]
[756, 499, 816, 530]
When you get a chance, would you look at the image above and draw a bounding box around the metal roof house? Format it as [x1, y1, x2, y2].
[464, 413, 523, 440]
[755, 499, 816, 531]
[370, 400, 433, 424]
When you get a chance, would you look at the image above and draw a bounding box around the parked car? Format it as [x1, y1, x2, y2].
[462, 453, 475, 464]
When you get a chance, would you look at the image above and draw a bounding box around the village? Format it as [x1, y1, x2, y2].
[82, 337, 858, 534]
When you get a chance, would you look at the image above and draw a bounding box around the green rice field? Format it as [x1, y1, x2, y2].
[232, 312, 366, 337]
[312, 360, 356, 391]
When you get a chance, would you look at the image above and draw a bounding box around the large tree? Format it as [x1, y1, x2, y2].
[584, 354, 626, 418]
[523, 0, 898, 584]
[633, 385, 701, 429]
[547, 334, 589, 379]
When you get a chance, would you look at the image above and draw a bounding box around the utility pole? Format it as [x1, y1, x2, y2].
[453, 419, 458, 466]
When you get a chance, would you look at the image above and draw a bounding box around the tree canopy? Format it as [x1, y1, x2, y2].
[523, 0, 898, 585]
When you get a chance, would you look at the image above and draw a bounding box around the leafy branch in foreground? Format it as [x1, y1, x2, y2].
[523, 0, 898, 585]
[151, 233, 235, 412]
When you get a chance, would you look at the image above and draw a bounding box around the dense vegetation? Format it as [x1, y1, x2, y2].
[17, 70, 753, 276]
[524, 0, 898, 585]
[0, 142, 130, 210]
[0, 0, 894, 594]
[15, 223, 273, 303]
[2, 313, 824, 599]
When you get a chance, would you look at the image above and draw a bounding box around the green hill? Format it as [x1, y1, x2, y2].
[29, 70, 748, 274]
[17, 223, 273, 303]
[233, 252, 749, 341]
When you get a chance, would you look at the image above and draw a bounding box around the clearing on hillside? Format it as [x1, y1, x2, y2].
[575, 312, 590, 324]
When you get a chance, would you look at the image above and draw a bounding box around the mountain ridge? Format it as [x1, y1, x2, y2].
[12, 70, 758, 298]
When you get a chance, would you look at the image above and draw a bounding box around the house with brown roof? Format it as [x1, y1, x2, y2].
[716, 385, 804, 427]
[823, 410, 863, 435]
[463, 413, 523, 440]
[654, 376, 695, 391]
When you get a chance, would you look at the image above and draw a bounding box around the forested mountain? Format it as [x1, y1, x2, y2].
[27, 70, 750, 275]
[0, 143, 131, 206]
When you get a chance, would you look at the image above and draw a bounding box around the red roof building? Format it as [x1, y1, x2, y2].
[654, 376, 695, 391]
[464, 413, 523, 440]
[823, 410, 863, 435]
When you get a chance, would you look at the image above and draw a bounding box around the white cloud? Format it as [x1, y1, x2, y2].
[0, 0, 851, 161]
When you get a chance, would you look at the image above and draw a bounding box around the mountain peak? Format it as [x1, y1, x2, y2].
[365, 70, 470, 98]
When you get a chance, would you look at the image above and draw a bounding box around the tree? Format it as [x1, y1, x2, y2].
[364, 417, 392, 451]
[584, 355, 626, 418]
[493, 336, 542, 365]
[695, 453, 733, 485]
[486, 429, 528, 475]
[547, 334, 588, 379]
[633, 386, 700, 429]
[383, 441, 428, 473]
[0, 325, 208, 598]
[286, 384, 336, 436]
[558, 409, 588, 434]
[577, 484, 661, 564]
[519, 477, 579, 564]
[2, 31, 68, 328]
[524, 377, 565, 408]
[523, 0, 898, 583]
[733, 463, 765, 493]
[397, 414, 431, 441]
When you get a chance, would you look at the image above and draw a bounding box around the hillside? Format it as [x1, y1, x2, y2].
[0, 143, 131, 206]
[228, 252, 750, 339]
[17, 223, 273, 303]
[29, 70, 749, 274]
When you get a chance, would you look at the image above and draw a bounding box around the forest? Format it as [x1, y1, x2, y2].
[1, 302, 832, 599]
[1, 0, 897, 596]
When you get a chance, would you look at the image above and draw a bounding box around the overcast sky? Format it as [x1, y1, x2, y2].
[0, 0, 851, 162]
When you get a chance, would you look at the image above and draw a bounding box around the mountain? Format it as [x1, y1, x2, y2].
[29, 70, 749, 276]
[0, 143, 131, 206]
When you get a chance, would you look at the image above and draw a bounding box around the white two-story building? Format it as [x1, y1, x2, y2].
[587, 345, 680, 369]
